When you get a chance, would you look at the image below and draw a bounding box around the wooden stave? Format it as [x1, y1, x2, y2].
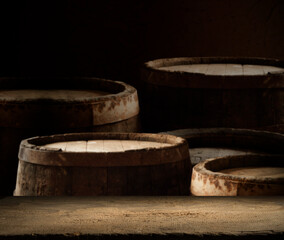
[14, 132, 191, 196]
[0, 77, 140, 195]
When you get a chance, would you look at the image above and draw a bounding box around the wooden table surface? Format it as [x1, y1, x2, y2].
[0, 196, 283, 239]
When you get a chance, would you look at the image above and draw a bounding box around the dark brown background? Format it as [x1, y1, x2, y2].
[0, 0, 283, 88]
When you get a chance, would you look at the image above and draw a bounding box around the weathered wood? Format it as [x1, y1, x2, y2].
[162, 128, 284, 165]
[141, 57, 284, 132]
[1, 196, 284, 239]
[14, 132, 191, 196]
[0, 77, 139, 128]
[0, 77, 140, 195]
[159, 63, 284, 76]
[191, 154, 284, 196]
[45, 140, 171, 152]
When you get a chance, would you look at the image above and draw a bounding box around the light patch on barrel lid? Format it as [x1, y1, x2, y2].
[42, 140, 172, 153]
[159, 64, 284, 76]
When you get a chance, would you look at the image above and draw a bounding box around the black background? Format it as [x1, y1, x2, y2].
[0, 0, 283, 89]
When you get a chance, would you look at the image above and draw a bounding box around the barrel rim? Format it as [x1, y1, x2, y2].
[142, 57, 284, 88]
[18, 132, 189, 167]
[161, 128, 284, 153]
[0, 77, 140, 127]
[0, 77, 136, 104]
[193, 154, 284, 184]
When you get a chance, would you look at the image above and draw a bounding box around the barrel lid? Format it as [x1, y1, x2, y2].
[19, 132, 189, 167]
[0, 77, 139, 127]
[143, 57, 284, 88]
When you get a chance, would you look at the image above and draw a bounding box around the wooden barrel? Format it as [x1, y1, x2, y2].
[162, 128, 284, 166]
[191, 154, 284, 196]
[0, 77, 140, 195]
[14, 132, 191, 196]
[141, 57, 284, 132]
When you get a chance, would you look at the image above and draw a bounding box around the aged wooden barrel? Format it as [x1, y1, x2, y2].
[0, 77, 140, 195]
[162, 128, 284, 166]
[191, 154, 284, 196]
[141, 57, 284, 132]
[14, 132, 191, 196]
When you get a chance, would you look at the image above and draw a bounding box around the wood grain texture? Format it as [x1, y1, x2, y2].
[44, 140, 171, 152]
[0, 77, 140, 196]
[141, 57, 284, 132]
[1, 196, 283, 238]
[14, 133, 191, 196]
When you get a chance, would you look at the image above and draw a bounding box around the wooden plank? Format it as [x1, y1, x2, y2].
[121, 140, 141, 151]
[263, 65, 284, 74]
[243, 65, 265, 75]
[1, 196, 284, 237]
[65, 141, 87, 152]
[138, 141, 157, 149]
[206, 64, 227, 76]
[40, 139, 173, 153]
[159, 64, 209, 74]
[43, 142, 67, 151]
[85, 140, 170, 152]
[189, 64, 209, 74]
[160, 63, 284, 76]
[87, 140, 104, 152]
[225, 64, 243, 76]
[126, 166, 152, 195]
[71, 167, 107, 195]
[138, 141, 171, 150]
[103, 140, 124, 152]
[107, 167, 128, 195]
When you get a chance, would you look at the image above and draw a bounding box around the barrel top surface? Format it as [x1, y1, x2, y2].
[0, 89, 110, 101]
[0, 77, 137, 104]
[19, 132, 189, 167]
[143, 57, 284, 88]
[43, 140, 171, 152]
[0, 77, 139, 127]
[194, 154, 284, 184]
[159, 64, 284, 76]
[220, 167, 284, 178]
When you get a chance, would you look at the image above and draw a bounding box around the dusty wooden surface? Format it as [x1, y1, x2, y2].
[0, 196, 283, 239]
[0, 89, 109, 101]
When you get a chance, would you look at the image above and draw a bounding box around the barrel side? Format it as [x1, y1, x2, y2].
[14, 133, 191, 196]
[0, 78, 140, 195]
[15, 156, 191, 196]
[141, 83, 283, 132]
